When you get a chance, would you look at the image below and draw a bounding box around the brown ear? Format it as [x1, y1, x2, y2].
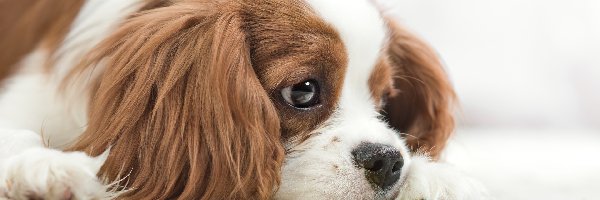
[66, 2, 284, 199]
[383, 20, 456, 159]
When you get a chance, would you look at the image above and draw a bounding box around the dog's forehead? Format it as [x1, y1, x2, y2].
[306, 0, 387, 113]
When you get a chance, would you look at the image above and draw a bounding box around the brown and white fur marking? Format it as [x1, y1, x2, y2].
[0, 0, 486, 199]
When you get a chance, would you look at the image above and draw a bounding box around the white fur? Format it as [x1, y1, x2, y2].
[0, 0, 141, 198]
[397, 156, 489, 200]
[0, 0, 141, 148]
[0, 129, 111, 199]
[276, 1, 486, 199]
[277, 0, 407, 199]
[0, 0, 486, 199]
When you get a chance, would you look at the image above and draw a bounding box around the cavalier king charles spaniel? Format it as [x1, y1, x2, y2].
[0, 0, 486, 199]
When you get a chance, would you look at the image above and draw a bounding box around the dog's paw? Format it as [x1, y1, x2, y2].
[0, 148, 111, 200]
[397, 156, 489, 200]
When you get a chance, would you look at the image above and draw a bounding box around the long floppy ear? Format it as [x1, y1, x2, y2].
[66, 2, 284, 199]
[383, 20, 456, 159]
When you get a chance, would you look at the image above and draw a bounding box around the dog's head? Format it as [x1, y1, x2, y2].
[67, 0, 455, 199]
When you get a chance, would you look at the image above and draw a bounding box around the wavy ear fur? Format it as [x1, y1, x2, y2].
[66, 2, 284, 199]
[383, 21, 456, 159]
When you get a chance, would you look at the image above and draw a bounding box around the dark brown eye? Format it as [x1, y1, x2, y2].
[281, 79, 320, 109]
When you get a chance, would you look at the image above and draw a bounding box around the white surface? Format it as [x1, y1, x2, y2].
[384, 0, 600, 129]
[380, 1, 600, 198]
[445, 129, 600, 200]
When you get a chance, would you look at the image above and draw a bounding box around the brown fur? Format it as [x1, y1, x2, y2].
[0, 0, 84, 82]
[1, 0, 452, 197]
[140, 0, 175, 10]
[241, 0, 347, 142]
[378, 20, 456, 159]
[369, 58, 397, 111]
[66, 1, 285, 199]
[64, 0, 346, 199]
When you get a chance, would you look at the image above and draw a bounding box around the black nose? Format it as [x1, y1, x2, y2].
[351, 142, 404, 190]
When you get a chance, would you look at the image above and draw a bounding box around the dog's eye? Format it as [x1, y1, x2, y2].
[281, 79, 320, 108]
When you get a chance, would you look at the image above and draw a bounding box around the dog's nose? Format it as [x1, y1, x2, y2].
[351, 142, 403, 190]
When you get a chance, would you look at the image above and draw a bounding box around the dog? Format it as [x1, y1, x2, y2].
[0, 0, 486, 199]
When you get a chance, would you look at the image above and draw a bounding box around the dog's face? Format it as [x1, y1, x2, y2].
[246, 1, 410, 198]
[68, 0, 454, 199]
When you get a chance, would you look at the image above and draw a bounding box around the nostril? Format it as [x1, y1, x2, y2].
[352, 142, 404, 190]
[365, 159, 385, 172]
[391, 160, 403, 172]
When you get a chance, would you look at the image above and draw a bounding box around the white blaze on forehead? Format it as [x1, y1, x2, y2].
[305, 0, 387, 118]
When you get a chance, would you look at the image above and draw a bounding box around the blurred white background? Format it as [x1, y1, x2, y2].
[382, 0, 600, 199]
